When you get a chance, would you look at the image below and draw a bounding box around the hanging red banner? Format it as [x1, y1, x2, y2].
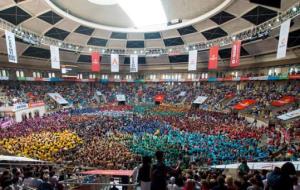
[230, 40, 241, 67]
[208, 46, 219, 70]
[91, 51, 100, 72]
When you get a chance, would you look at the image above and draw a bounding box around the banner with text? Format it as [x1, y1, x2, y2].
[277, 19, 291, 59]
[5, 31, 17, 63]
[277, 108, 300, 121]
[193, 96, 208, 104]
[48, 93, 69, 105]
[50, 46, 60, 69]
[230, 40, 241, 67]
[116, 94, 126, 102]
[91, 52, 100, 72]
[188, 50, 198, 71]
[111, 54, 119, 72]
[130, 54, 138, 73]
[208, 46, 219, 70]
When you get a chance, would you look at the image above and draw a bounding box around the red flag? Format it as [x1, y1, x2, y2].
[91, 51, 100, 72]
[234, 99, 256, 110]
[208, 46, 219, 70]
[230, 40, 241, 67]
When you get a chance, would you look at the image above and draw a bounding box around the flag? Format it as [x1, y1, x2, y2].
[50, 46, 60, 69]
[230, 40, 241, 67]
[130, 54, 138, 73]
[208, 46, 219, 70]
[111, 54, 119, 72]
[277, 19, 291, 59]
[188, 50, 197, 71]
[5, 31, 17, 63]
[91, 51, 100, 72]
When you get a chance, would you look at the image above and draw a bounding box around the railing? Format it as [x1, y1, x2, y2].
[60, 182, 138, 190]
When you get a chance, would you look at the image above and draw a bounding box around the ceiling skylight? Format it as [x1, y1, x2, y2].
[117, 0, 167, 28]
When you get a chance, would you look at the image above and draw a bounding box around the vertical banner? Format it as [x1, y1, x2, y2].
[111, 54, 119, 72]
[188, 50, 198, 71]
[277, 19, 291, 59]
[5, 31, 17, 63]
[130, 54, 138, 73]
[91, 51, 100, 72]
[208, 46, 219, 70]
[230, 40, 241, 67]
[50, 46, 60, 69]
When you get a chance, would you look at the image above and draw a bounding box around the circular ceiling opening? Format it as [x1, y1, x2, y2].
[88, 0, 118, 6]
[46, 0, 234, 32]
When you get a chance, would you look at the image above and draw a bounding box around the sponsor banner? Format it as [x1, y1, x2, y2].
[0, 76, 9, 81]
[50, 46, 60, 69]
[34, 78, 44, 81]
[288, 74, 300, 79]
[13, 103, 28, 111]
[111, 54, 119, 72]
[208, 46, 219, 70]
[5, 31, 17, 63]
[277, 108, 300, 121]
[48, 93, 69, 105]
[240, 77, 250, 81]
[155, 94, 165, 103]
[234, 99, 256, 110]
[29, 101, 45, 108]
[50, 78, 63, 82]
[17, 77, 26, 81]
[233, 77, 240, 81]
[91, 52, 100, 72]
[188, 50, 198, 71]
[179, 91, 186, 96]
[230, 40, 241, 67]
[25, 77, 35, 81]
[224, 77, 233, 81]
[116, 94, 126, 102]
[268, 76, 280, 80]
[208, 77, 217, 82]
[271, 96, 295, 107]
[193, 96, 208, 104]
[0, 119, 14, 128]
[249, 76, 268, 81]
[277, 19, 291, 59]
[279, 73, 289, 80]
[130, 54, 138, 73]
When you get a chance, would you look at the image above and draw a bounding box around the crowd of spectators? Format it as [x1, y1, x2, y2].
[0, 104, 298, 170]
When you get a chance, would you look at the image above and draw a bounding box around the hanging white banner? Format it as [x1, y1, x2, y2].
[111, 54, 119, 72]
[50, 46, 60, 69]
[130, 54, 138, 73]
[188, 50, 197, 71]
[5, 31, 17, 63]
[277, 19, 291, 59]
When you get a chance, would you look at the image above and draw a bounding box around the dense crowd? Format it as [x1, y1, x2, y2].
[0, 105, 298, 170]
[0, 81, 299, 118]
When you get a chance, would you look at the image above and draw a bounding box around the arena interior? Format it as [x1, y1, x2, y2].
[0, 0, 300, 190]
